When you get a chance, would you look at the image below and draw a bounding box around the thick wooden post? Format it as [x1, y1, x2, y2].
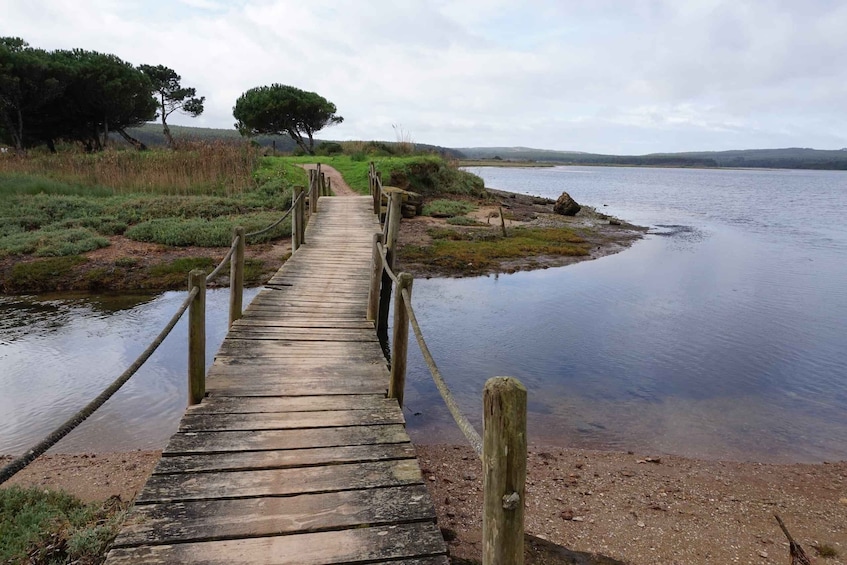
[310, 169, 319, 214]
[376, 171, 384, 221]
[482, 377, 527, 565]
[188, 270, 207, 406]
[229, 227, 245, 327]
[327, 176, 332, 196]
[292, 186, 304, 251]
[389, 272, 413, 407]
[499, 206, 508, 237]
[377, 193, 402, 342]
[367, 233, 384, 323]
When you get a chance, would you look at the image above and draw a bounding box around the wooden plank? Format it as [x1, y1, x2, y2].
[154, 443, 417, 474]
[163, 424, 409, 454]
[187, 395, 393, 415]
[136, 459, 423, 503]
[179, 407, 404, 432]
[225, 329, 379, 342]
[106, 522, 447, 564]
[113, 484, 436, 547]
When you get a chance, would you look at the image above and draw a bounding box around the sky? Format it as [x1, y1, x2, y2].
[2, 0, 847, 154]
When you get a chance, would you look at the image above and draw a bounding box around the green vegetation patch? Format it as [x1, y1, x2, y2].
[0, 486, 126, 564]
[125, 212, 290, 247]
[403, 226, 589, 273]
[0, 228, 109, 257]
[423, 199, 476, 218]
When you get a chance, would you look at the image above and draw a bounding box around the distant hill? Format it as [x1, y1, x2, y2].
[125, 124, 464, 157]
[457, 146, 847, 170]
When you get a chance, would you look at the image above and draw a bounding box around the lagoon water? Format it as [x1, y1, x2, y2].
[1, 166, 845, 462]
[402, 166, 847, 462]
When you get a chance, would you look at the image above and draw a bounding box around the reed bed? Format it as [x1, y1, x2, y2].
[0, 141, 260, 196]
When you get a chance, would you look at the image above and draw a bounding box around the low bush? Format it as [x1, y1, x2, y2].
[126, 212, 290, 247]
[0, 486, 127, 564]
[423, 199, 476, 218]
[5, 256, 87, 290]
[0, 228, 109, 257]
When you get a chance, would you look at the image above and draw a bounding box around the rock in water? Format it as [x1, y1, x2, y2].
[554, 192, 581, 216]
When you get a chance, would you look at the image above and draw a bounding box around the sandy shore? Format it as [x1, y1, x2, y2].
[3, 444, 844, 564]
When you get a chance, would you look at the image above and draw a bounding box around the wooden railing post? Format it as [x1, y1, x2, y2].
[377, 193, 402, 341]
[483, 377, 527, 565]
[367, 233, 384, 323]
[188, 269, 207, 406]
[389, 272, 413, 407]
[292, 186, 304, 251]
[229, 227, 245, 327]
[310, 168, 319, 214]
[376, 171, 384, 221]
[327, 176, 332, 196]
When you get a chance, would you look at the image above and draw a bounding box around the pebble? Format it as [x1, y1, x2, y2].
[758, 551, 768, 558]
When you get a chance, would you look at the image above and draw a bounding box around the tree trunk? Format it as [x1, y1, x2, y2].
[163, 122, 175, 149]
[116, 128, 148, 151]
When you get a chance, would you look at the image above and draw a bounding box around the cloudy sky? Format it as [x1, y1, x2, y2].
[2, 0, 847, 154]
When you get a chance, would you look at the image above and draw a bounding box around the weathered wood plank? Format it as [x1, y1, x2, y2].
[163, 424, 409, 454]
[186, 395, 393, 415]
[113, 484, 436, 547]
[154, 443, 417, 474]
[106, 522, 447, 564]
[179, 407, 404, 432]
[136, 459, 423, 503]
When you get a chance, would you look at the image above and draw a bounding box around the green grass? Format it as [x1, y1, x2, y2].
[267, 154, 485, 197]
[0, 486, 127, 564]
[6, 256, 88, 289]
[423, 199, 476, 218]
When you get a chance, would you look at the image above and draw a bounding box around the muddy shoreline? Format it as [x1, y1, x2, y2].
[3, 444, 844, 565]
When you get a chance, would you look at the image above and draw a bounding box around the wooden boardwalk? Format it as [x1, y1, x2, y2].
[106, 196, 448, 564]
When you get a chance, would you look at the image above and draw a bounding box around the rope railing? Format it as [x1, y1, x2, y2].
[207, 237, 239, 281]
[0, 287, 198, 486]
[245, 190, 303, 239]
[368, 165, 527, 564]
[0, 184, 312, 485]
[401, 287, 483, 455]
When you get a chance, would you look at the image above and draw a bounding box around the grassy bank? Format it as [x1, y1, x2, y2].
[0, 486, 126, 564]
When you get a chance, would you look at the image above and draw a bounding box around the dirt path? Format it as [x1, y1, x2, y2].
[299, 163, 358, 196]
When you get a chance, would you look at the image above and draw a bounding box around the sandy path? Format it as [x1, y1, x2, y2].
[299, 163, 358, 196]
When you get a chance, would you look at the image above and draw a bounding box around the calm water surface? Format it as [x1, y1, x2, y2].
[0, 289, 259, 453]
[402, 166, 847, 462]
[2, 167, 845, 462]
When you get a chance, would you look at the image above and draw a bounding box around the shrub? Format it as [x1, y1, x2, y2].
[0, 228, 108, 257]
[125, 212, 290, 247]
[6, 256, 87, 289]
[446, 215, 484, 226]
[315, 141, 343, 156]
[423, 199, 476, 218]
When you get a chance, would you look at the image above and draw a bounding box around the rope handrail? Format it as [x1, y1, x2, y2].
[209, 189, 303, 282]
[376, 242, 400, 285]
[245, 190, 302, 239]
[0, 286, 200, 485]
[207, 237, 239, 281]
[400, 286, 483, 456]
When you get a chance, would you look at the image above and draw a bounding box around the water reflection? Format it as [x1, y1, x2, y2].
[0, 289, 259, 454]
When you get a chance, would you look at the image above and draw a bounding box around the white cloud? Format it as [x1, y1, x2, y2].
[1, 0, 846, 152]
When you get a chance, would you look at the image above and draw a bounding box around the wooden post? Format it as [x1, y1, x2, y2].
[367, 233, 384, 323]
[327, 176, 332, 196]
[482, 377, 527, 565]
[321, 173, 327, 196]
[499, 206, 508, 237]
[188, 270, 207, 406]
[310, 169, 319, 214]
[229, 227, 245, 327]
[377, 193, 402, 341]
[389, 272, 413, 407]
[376, 171, 384, 221]
[292, 186, 304, 251]
[298, 182, 307, 243]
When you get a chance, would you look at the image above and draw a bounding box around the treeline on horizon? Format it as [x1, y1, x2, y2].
[460, 146, 847, 170]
